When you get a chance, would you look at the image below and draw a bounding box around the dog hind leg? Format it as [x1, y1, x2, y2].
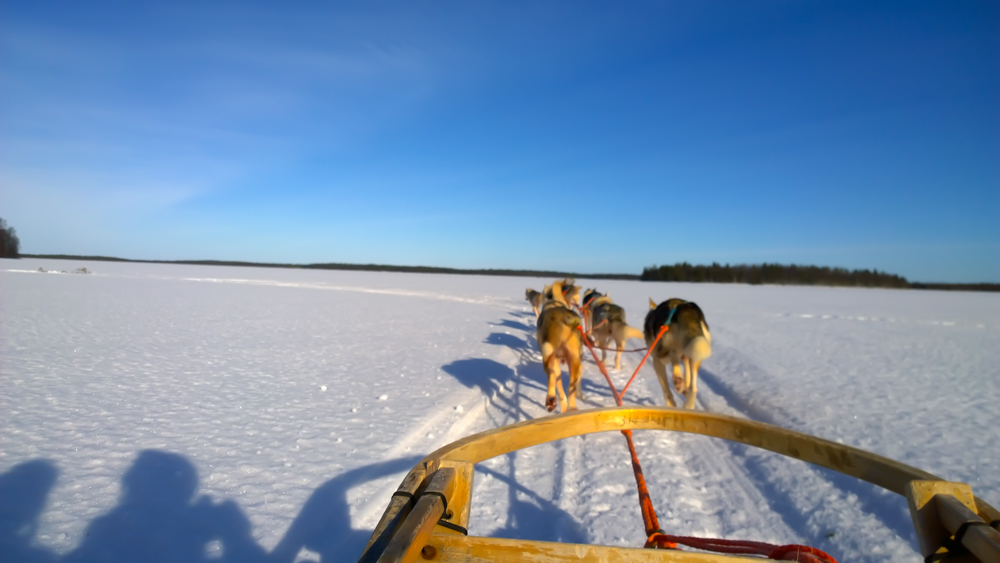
[566, 352, 582, 412]
[672, 360, 684, 393]
[541, 343, 560, 412]
[682, 357, 698, 409]
[555, 360, 569, 413]
[652, 357, 677, 407]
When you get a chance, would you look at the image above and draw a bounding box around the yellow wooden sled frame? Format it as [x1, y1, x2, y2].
[358, 407, 1000, 562]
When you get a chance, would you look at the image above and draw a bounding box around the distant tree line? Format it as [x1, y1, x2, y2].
[641, 262, 910, 288]
[0, 218, 19, 258]
[20, 250, 997, 291]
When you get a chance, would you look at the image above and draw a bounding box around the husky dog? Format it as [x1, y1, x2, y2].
[558, 278, 581, 309]
[644, 298, 712, 409]
[535, 281, 584, 413]
[525, 288, 543, 317]
[581, 288, 602, 329]
[584, 291, 644, 371]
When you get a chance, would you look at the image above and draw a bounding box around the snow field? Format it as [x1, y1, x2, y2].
[1, 258, 997, 563]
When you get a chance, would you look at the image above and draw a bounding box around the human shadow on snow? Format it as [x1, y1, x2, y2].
[0, 459, 59, 563]
[62, 450, 267, 563]
[476, 463, 588, 545]
[3, 452, 431, 563]
[271, 455, 423, 563]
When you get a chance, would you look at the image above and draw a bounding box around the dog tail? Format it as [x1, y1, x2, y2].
[566, 312, 582, 331]
[686, 336, 712, 363]
[624, 325, 644, 342]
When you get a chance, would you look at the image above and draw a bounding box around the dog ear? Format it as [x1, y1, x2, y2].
[649, 298, 657, 309]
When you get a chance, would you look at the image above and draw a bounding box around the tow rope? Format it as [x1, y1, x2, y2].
[578, 325, 675, 549]
[574, 325, 839, 562]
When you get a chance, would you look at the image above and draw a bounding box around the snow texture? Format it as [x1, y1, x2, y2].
[1, 258, 997, 562]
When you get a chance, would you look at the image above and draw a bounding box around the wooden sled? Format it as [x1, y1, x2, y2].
[358, 407, 1000, 562]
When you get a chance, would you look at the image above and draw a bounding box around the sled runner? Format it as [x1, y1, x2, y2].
[358, 407, 1000, 562]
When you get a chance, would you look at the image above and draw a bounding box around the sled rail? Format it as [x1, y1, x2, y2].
[359, 407, 1000, 562]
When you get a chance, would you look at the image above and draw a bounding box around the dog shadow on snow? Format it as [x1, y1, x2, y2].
[441, 357, 535, 421]
[490, 318, 536, 333]
[479, 312, 630, 409]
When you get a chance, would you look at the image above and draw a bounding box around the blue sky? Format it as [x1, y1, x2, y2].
[1, 1, 997, 282]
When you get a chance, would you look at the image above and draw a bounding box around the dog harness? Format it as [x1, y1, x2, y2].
[663, 307, 678, 326]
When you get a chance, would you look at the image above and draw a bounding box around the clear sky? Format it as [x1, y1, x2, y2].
[2, 1, 997, 282]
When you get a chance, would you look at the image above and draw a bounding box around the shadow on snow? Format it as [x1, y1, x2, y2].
[0, 453, 428, 563]
[475, 463, 588, 545]
[0, 459, 59, 563]
[271, 455, 423, 563]
[698, 367, 918, 557]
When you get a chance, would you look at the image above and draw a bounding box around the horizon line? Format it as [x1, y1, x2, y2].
[8, 253, 999, 292]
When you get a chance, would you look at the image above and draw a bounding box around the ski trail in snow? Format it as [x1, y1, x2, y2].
[178, 277, 513, 307]
[2, 267, 522, 308]
[695, 345, 921, 561]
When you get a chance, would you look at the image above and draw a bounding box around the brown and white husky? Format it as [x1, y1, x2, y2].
[644, 298, 712, 409]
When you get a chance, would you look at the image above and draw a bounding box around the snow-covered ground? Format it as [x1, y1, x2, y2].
[1, 258, 997, 562]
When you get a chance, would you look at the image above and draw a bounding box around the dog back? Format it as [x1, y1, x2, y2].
[536, 305, 582, 337]
[644, 298, 688, 341]
[673, 302, 709, 332]
[592, 301, 626, 327]
[582, 289, 603, 308]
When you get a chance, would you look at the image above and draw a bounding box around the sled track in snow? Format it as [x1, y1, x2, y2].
[461, 306, 922, 562]
[695, 352, 920, 561]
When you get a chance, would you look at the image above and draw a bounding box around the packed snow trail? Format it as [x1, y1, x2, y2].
[461, 309, 919, 562]
[1, 259, 997, 563]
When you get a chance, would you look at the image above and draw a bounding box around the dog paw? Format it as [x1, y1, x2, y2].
[546, 396, 557, 412]
[673, 376, 685, 393]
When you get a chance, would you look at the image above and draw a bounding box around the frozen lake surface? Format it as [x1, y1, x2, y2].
[1, 258, 997, 562]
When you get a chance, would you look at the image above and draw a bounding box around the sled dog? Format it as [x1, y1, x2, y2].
[644, 298, 712, 409]
[584, 291, 644, 371]
[525, 288, 543, 317]
[535, 281, 584, 413]
[557, 278, 581, 309]
[581, 288, 602, 329]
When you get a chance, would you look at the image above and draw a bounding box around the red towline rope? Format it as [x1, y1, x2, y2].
[576, 325, 675, 548]
[649, 535, 838, 563]
[620, 325, 668, 396]
[575, 325, 840, 563]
